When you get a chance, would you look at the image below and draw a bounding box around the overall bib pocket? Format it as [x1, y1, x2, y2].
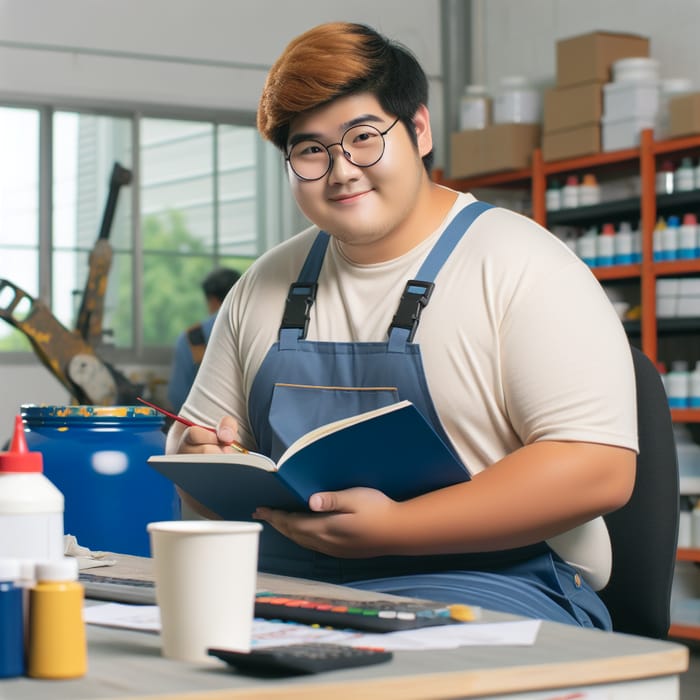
[268, 383, 399, 461]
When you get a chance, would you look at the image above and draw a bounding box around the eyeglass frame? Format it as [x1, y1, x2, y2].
[285, 117, 401, 182]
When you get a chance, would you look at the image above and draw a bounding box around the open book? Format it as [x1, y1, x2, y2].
[147, 400, 470, 519]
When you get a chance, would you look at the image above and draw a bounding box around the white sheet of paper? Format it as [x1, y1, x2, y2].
[84, 603, 540, 650]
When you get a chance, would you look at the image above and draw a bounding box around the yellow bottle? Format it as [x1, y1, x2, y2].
[27, 558, 87, 679]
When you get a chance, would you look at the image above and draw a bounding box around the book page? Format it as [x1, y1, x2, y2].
[149, 451, 278, 472]
[278, 400, 412, 465]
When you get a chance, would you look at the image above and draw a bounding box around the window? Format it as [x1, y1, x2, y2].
[0, 107, 39, 351]
[0, 106, 270, 359]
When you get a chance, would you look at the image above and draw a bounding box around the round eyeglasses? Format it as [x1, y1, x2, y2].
[285, 118, 400, 182]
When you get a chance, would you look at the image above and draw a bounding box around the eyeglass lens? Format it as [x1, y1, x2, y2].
[288, 124, 389, 181]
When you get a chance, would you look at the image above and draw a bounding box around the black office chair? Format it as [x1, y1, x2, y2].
[598, 345, 679, 639]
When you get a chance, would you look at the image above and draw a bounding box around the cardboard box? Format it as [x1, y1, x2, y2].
[668, 93, 700, 138]
[542, 125, 600, 162]
[450, 124, 540, 178]
[556, 31, 650, 88]
[544, 83, 603, 133]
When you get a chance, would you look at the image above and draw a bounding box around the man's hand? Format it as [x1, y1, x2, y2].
[166, 414, 242, 455]
[253, 487, 400, 558]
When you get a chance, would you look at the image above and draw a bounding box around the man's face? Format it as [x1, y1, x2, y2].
[286, 93, 432, 263]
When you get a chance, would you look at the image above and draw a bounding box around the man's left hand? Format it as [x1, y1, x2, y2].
[252, 487, 399, 557]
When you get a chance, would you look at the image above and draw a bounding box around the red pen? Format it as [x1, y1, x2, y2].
[136, 397, 248, 454]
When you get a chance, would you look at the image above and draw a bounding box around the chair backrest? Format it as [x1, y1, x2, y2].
[599, 345, 679, 638]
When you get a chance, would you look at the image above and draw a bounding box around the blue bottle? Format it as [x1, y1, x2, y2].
[21, 405, 178, 556]
[0, 558, 25, 678]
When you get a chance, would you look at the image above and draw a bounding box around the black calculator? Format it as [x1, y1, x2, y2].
[208, 643, 393, 675]
[254, 592, 477, 632]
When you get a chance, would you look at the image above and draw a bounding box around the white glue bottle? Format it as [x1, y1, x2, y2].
[0, 416, 64, 561]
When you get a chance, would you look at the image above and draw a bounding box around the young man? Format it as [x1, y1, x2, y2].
[166, 22, 637, 629]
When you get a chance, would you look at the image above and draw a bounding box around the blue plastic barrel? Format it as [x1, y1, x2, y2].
[21, 405, 179, 557]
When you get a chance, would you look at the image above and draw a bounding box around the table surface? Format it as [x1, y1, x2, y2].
[2, 554, 690, 700]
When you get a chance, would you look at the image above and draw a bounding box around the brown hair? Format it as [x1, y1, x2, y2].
[257, 22, 432, 171]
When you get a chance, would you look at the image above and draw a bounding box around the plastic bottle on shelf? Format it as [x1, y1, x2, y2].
[458, 85, 491, 131]
[27, 557, 87, 679]
[614, 221, 634, 265]
[0, 416, 64, 562]
[694, 157, 700, 190]
[597, 223, 616, 266]
[666, 360, 690, 408]
[576, 227, 598, 267]
[545, 178, 562, 211]
[579, 173, 601, 206]
[679, 213, 698, 259]
[653, 217, 667, 262]
[561, 175, 579, 209]
[690, 361, 700, 408]
[675, 156, 695, 192]
[633, 221, 643, 263]
[656, 160, 675, 195]
[662, 215, 680, 261]
[0, 558, 24, 678]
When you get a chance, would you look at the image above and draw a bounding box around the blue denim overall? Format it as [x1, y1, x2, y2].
[247, 201, 611, 628]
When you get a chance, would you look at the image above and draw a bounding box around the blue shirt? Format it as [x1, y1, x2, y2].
[167, 312, 217, 413]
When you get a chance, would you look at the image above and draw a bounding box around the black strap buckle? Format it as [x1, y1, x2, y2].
[280, 282, 318, 339]
[389, 280, 435, 342]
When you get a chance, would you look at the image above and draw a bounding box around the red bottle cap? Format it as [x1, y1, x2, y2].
[0, 416, 43, 473]
[601, 223, 616, 235]
[683, 213, 698, 226]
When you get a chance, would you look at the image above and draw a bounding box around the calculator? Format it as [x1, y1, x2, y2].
[208, 643, 393, 675]
[254, 592, 478, 632]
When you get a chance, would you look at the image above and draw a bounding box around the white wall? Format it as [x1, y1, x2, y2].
[475, 0, 700, 92]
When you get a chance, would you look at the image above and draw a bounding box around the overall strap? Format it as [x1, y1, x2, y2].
[279, 231, 330, 349]
[388, 201, 494, 352]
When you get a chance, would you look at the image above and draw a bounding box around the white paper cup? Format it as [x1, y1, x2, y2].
[147, 520, 262, 663]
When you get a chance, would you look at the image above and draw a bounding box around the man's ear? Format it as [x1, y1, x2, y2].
[413, 104, 433, 157]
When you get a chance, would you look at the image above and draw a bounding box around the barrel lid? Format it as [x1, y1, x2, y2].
[20, 404, 164, 427]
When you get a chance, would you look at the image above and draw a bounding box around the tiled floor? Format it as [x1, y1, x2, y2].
[680, 641, 699, 699]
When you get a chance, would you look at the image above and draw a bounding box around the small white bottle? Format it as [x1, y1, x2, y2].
[666, 361, 690, 409]
[653, 217, 667, 262]
[458, 85, 491, 130]
[546, 179, 562, 211]
[596, 223, 616, 267]
[656, 160, 675, 195]
[675, 157, 695, 192]
[689, 361, 700, 408]
[662, 215, 680, 261]
[614, 221, 634, 265]
[0, 416, 64, 562]
[579, 173, 601, 206]
[679, 213, 699, 259]
[576, 227, 598, 267]
[561, 175, 579, 209]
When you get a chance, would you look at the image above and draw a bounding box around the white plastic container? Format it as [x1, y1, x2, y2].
[662, 215, 680, 261]
[612, 57, 660, 84]
[666, 361, 690, 408]
[675, 157, 695, 192]
[603, 81, 659, 121]
[0, 417, 64, 562]
[458, 85, 491, 130]
[614, 222, 634, 265]
[679, 213, 698, 259]
[561, 175, 579, 209]
[493, 76, 541, 124]
[602, 114, 656, 151]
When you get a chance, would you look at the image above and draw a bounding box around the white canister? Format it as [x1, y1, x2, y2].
[493, 76, 541, 124]
[458, 85, 491, 131]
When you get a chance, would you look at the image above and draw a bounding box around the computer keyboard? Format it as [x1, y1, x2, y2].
[79, 572, 157, 605]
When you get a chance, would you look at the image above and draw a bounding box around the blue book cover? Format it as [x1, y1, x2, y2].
[147, 401, 469, 519]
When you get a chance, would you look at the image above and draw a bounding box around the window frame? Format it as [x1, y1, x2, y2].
[0, 98, 295, 367]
